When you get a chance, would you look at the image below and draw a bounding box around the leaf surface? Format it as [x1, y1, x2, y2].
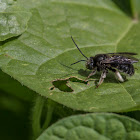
[37, 113, 140, 140]
[0, 0, 31, 41]
[0, 70, 34, 101]
[0, 0, 140, 112]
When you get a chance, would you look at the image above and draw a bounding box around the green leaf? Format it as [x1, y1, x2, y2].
[112, 0, 140, 19]
[112, 0, 133, 17]
[0, 0, 140, 112]
[0, 0, 31, 41]
[37, 113, 140, 140]
[0, 70, 35, 101]
[31, 96, 56, 139]
[16, 0, 47, 9]
[31, 96, 84, 139]
[128, 0, 140, 18]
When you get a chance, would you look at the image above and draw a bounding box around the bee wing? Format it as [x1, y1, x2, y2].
[107, 52, 137, 55]
[102, 54, 139, 64]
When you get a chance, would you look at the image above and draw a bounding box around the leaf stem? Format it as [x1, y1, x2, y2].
[42, 99, 56, 130]
[130, 0, 139, 20]
[32, 95, 45, 139]
[32, 96, 56, 139]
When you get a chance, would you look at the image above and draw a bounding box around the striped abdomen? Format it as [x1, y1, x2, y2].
[111, 64, 134, 76]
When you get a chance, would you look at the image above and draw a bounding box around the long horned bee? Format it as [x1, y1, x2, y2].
[71, 36, 139, 88]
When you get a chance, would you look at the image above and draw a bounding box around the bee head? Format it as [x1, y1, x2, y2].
[86, 57, 94, 70]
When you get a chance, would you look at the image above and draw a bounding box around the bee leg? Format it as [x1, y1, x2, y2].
[115, 71, 124, 82]
[96, 70, 107, 88]
[87, 69, 97, 79]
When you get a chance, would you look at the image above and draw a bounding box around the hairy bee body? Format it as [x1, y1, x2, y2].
[110, 63, 134, 76]
[89, 54, 136, 76]
[71, 36, 139, 87]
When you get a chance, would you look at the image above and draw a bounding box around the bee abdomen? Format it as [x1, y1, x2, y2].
[112, 64, 134, 76]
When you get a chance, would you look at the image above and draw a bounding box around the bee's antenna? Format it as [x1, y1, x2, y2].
[71, 36, 88, 60]
[71, 60, 86, 66]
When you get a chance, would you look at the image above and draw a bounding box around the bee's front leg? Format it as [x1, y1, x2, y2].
[96, 70, 107, 88]
[87, 69, 97, 79]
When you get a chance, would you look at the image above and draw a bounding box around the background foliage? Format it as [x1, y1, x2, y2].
[0, 0, 140, 139]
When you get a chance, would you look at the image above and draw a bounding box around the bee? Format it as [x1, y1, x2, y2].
[71, 36, 139, 88]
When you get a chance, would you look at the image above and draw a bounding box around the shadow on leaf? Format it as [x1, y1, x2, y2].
[0, 35, 21, 46]
[56, 63, 128, 92]
[78, 69, 128, 84]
